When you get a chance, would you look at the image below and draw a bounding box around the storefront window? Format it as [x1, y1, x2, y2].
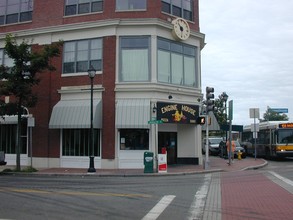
[120, 129, 149, 150]
[62, 129, 100, 156]
[0, 122, 27, 154]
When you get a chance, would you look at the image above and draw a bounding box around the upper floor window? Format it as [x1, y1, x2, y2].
[157, 38, 197, 87]
[116, 0, 146, 11]
[65, 0, 103, 16]
[0, 0, 33, 25]
[63, 38, 103, 74]
[162, 0, 193, 21]
[119, 36, 150, 82]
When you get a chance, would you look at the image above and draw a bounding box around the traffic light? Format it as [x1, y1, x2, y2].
[206, 87, 214, 112]
[196, 116, 206, 125]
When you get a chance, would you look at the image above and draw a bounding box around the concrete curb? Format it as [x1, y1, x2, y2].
[241, 159, 268, 171]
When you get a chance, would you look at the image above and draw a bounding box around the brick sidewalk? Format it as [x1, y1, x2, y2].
[221, 171, 293, 220]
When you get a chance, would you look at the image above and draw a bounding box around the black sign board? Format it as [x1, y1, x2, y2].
[220, 124, 243, 132]
[157, 102, 199, 124]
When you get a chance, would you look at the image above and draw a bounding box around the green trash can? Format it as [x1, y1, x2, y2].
[144, 151, 154, 173]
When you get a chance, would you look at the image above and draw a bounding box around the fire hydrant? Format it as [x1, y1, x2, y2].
[237, 150, 242, 160]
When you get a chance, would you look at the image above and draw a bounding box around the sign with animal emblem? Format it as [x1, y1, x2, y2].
[156, 102, 199, 124]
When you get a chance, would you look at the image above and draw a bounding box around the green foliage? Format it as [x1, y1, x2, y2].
[1, 166, 38, 173]
[213, 92, 229, 126]
[0, 34, 62, 171]
[0, 34, 62, 115]
[261, 109, 289, 121]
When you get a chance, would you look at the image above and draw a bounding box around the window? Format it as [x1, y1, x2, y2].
[120, 129, 149, 150]
[116, 0, 146, 11]
[119, 36, 150, 82]
[65, 0, 103, 16]
[0, 0, 33, 25]
[157, 38, 197, 87]
[62, 129, 100, 156]
[63, 38, 102, 74]
[0, 122, 27, 154]
[161, 0, 193, 21]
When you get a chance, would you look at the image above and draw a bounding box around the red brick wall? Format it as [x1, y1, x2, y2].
[101, 36, 116, 159]
[0, 0, 199, 34]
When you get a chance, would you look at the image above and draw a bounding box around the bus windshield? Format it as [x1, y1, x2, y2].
[278, 129, 293, 144]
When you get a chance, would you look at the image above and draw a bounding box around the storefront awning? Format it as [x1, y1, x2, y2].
[49, 99, 102, 129]
[116, 99, 150, 129]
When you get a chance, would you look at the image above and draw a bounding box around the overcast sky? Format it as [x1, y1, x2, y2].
[199, 0, 293, 125]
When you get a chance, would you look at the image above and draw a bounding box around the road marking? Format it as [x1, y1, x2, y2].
[0, 187, 151, 198]
[142, 195, 176, 220]
[268, 171, 293, 187]
[187, 174, 211, 220]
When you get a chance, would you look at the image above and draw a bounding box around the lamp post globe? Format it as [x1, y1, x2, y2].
[88, 66, 96, 173]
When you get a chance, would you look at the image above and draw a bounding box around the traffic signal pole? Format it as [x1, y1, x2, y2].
[204, 87, 214, 170]
[205, 112, 209, 169]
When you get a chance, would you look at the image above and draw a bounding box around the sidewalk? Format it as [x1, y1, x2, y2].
[5, 156, 266, 176]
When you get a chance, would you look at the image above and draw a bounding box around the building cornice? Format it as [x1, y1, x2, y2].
[0, 18, 205, 47]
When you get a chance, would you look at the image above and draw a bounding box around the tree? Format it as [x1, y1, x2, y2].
[0, 34, 62, 171]
[261, 108, 289, 122]
[214, 92, 229, 126]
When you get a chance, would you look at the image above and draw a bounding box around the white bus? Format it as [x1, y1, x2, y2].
[242, 121, 293, 158]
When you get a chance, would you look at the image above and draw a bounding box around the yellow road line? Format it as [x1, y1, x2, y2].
[0, 187, 151, 198]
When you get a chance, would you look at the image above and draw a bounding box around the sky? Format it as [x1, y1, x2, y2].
[199, 0, 293, 126]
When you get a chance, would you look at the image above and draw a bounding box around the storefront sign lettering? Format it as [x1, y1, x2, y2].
[157, 102, 199, 124]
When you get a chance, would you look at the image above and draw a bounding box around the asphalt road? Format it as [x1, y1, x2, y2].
[0, 173, 210, 220]
[0, 157, 292, 220]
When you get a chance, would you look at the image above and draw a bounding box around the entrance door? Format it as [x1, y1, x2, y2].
[158, 132, 177, 164]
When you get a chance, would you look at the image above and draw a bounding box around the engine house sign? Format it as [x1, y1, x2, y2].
[157, 102, 199, 124]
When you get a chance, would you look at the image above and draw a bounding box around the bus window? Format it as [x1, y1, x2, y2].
[278, 129, 293, 144]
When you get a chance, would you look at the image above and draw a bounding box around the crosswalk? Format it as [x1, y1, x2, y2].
[141, 174, 211, 220]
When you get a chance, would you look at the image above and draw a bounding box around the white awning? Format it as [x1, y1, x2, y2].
[116, 99, 150, 129]
[49, 99, 102, 129]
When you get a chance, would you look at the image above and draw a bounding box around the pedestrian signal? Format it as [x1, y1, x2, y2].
[196, 116, 206, 125]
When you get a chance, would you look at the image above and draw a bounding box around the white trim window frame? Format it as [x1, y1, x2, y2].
[116, 0, 147, 11]
[119, 36, 151, 82]
[0, 0, 33, 25]
[157, 37, 197, 88]
[161, 0, 193, 21]
[64, 0, 103, 16]
[62, 38, 103, 75]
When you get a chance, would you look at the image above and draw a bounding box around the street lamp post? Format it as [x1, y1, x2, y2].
[88, 66, 96, 173]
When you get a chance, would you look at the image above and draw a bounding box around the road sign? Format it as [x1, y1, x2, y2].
[269, 108, 288, 113]
[249, 108, 260, 118]
[148, 120, 164, 124]
[228, 100, 233, 120]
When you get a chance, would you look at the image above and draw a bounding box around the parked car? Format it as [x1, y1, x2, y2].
[234, 141, 247, 158]
[219, 140, 247, 159]
[202, 137, 224, 156]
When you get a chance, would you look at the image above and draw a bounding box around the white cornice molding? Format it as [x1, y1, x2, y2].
[0, 18, 205, 43]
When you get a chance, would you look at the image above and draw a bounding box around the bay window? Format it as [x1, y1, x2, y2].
[119, 36, 150, 82]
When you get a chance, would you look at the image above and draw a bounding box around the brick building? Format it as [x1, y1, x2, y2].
[0, 0, 205, 169]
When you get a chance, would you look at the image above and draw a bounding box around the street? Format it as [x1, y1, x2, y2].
[0, 173, 210, 220]
[0, 158, 292, 220]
